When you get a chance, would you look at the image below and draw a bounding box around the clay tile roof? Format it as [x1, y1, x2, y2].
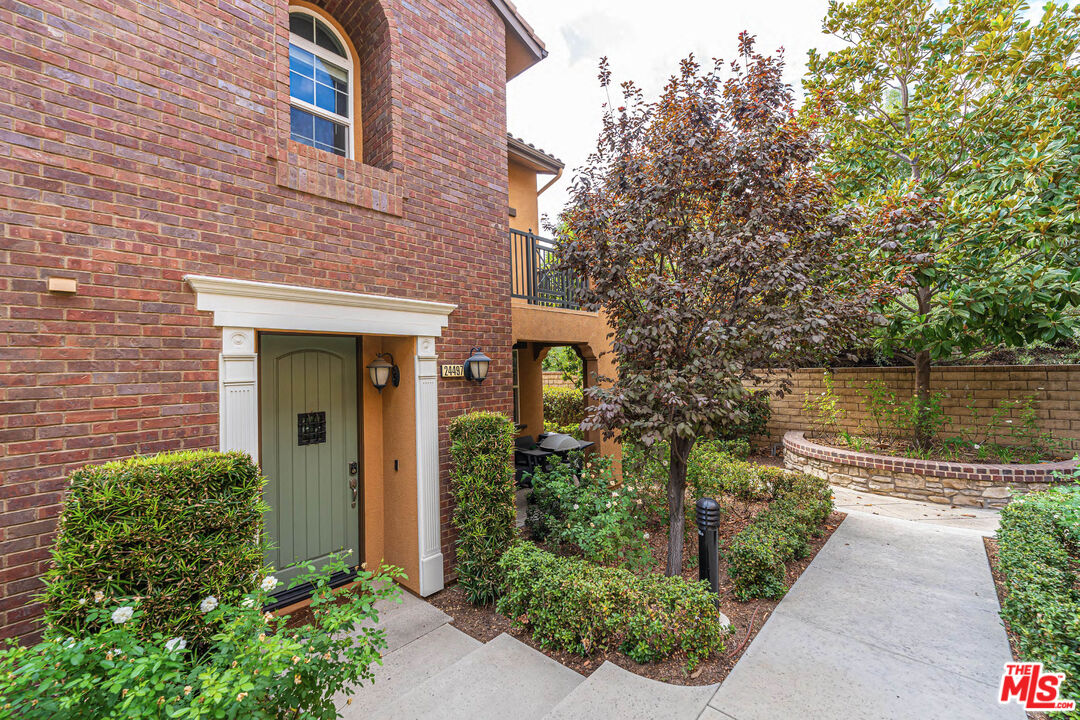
[507, 133, 564, 174]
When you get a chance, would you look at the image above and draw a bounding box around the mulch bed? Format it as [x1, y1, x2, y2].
[428, 509, 845, 686]
[983, 537, 1049, 720]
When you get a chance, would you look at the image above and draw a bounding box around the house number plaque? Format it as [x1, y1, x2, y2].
[440, 364, 464, 378]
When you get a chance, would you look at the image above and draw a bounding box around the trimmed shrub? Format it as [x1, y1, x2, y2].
[717, 390, 771, 441]
[997, 484, 1080, 714]
[542, 420, 585, 440]
[498, 542, 726, 670]
[543, 386, 585, 426]
[724, 469, 833, 600]
[42, 451, 268, 647]
[449, 411, 517, 604]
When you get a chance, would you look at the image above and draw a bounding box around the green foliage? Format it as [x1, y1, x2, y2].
[0, 560, 404, 720]
[449, 412, 517, 605]
[497, 542, 728, 671]
[719, 391, 771, 441]
[542, 421, 584, 440]
[42, 451, 269, 648]
[806, 0, 1080, 375]
[543, 386, 585, 426]
[526, 453, 651, 571]
[725, 471, 834, 600]
[622, 438, 753, 526]
[996, 484, 1080, 716]
[803, 372, 842, 436]
[541, 346, 583, 388]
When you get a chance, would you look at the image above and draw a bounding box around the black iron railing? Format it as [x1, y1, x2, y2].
[510, 229, 583, 310]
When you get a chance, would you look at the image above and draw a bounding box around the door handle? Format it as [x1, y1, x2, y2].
[348, 476, 358, 508]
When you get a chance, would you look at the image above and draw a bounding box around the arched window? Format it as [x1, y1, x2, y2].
[288, 8, 354, 158]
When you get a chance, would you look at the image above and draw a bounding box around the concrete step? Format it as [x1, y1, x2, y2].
[355, 588, 452, 654]
[543, 661, 718, 720]
[378, 632, 585, 720]
[336, 623, 481, 718]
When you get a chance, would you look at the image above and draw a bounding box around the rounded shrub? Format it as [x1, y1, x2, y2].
[543, 386, 585, 427]
[42, 450, 269, 647]
[449, 411, 516, 605]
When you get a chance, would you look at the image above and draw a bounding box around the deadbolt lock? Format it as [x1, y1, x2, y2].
[348, 461, 358, 475]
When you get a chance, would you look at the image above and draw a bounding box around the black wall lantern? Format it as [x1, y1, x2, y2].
[366, 352, 399, 392]
[464, 347, 491, 383]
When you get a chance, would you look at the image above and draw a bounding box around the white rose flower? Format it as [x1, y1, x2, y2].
[260, 576, 279, 592]
[165, 637, 186, 653]
[643, 532, 650, 540]
[242, 597, 257, 608]
[573, 504, 579, 510]
[93, 591, 105, 603]
[199, 595, 219, 613]
[111, 606, 134, 625]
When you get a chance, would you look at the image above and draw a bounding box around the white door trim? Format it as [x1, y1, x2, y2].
[186, 275, 455, 597]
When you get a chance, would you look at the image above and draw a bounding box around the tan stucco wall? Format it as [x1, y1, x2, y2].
[512, 300, 620, 464]
[508, 158, 540, 233]
[361, 335, 420, 594]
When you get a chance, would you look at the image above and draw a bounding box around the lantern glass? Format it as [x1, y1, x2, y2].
[464, 348, 492, 383]
[367, 356, 392, 391]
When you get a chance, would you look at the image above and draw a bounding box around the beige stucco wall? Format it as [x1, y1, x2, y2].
[508, 158, 540, 233]
[512, 300, 619, 463]
[361, 335, 420, 594]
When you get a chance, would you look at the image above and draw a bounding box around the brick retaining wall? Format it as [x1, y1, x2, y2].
[783, 431, 1077, 508]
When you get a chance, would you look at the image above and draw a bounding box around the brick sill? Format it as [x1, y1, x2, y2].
[272, 140, 403, 216]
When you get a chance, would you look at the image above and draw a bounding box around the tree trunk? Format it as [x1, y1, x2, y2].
[666, 436, 695, 577]
[913, 349, 932, 447]
[913, 283, 933, 448]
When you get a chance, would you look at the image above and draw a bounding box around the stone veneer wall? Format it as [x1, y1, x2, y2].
[783, 431, 1077, 508]
[757, 365, 1080, 454]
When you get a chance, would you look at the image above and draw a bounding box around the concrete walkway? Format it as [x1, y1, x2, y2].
[831, 485, 1002, 535]
[705, 511, 1020, 720]
[341, 491, 1018, 720]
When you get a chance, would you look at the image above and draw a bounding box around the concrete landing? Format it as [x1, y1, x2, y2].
[378, 632, 584, 720]
[545, 660, 717, 720]
[706, 513, 1021, 720]
[831, 485, 1002, 536]
[337, 622, 480, 717]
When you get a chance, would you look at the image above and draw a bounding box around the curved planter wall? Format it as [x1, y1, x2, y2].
[783, 431, 1077, 508]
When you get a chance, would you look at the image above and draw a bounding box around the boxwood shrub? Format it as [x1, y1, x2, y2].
[498, 542, 726, 670]
[996, 484, 1080, 712]
[724, 468, 833, 600]
[543, 386, 585, 426]
[42, 451, 268, 647]
[449, 411, 516, 605]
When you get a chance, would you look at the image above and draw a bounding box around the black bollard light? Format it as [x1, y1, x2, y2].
[696, 497, 721, 608]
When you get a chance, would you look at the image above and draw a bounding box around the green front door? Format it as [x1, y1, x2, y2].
[259, 334, 360, 589]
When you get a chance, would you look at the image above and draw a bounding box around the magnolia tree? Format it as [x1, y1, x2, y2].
[559, 36, 885, 575]
[806, 0, 1080, 444]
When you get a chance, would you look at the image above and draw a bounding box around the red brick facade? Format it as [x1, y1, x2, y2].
[0, 0, 515, 638]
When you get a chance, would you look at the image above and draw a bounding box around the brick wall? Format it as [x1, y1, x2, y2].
[758, 365, 1080, 454]
[0, 0, 513, 638]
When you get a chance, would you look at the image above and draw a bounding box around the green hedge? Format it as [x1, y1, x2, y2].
[543, 386, 585, 426]
[724, 469, 833, 600]
[449, 411, 517, 604]
[42, 451, 268, 647]
[497, 542, 726, 671]
[997, 485, 1080, 715]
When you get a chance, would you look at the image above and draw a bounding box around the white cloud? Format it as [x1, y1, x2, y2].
[507, 0, 845, 229]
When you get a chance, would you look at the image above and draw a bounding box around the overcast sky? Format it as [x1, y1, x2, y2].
[506, 0, 847, 229]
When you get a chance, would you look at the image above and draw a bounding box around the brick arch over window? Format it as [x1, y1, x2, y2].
[295, 0, 403, 171]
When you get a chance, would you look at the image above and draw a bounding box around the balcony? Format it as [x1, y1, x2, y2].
[510, 228, 583, 310]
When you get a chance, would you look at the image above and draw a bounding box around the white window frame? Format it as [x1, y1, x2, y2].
[288, 7, 354, 159]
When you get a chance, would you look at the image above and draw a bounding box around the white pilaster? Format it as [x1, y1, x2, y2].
[414, 335, 444, 596]
[219, 327, 259, 460]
